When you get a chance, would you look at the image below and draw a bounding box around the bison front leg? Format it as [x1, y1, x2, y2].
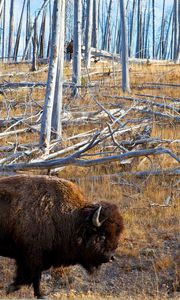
[33, 272, 46, 299]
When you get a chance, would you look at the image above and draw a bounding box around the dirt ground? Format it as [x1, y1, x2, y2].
[0, 224, 179, 299]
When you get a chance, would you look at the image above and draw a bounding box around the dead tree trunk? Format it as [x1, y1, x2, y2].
[92, 0, 99, 48]
[174, 0, 179, 60]
[13, 0, 26, 61]
[152, 0, 156, 58]
[129, 0, 136, 57]
[84, 0, 93, 68]
[26, 0, 31, 60]
[40, 0, 61, 150]
[120, 0, 130, 93]
[8, 0, 14, 61]
[1, 0, 5, 61]
[39, 1, 47, 59]
[51, 0, 65, 139]
[32, 17, 37, 71]
[72, 0, 82, 97]
[136, 0, 142, 58]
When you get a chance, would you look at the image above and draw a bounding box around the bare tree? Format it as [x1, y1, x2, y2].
[119, 0, 130, 93]
[129, 0, 136, 57]
[84, 0, 93, 68]
[8, 0, 14, 60]
[174, 0, 179, 60]
[13, 0, 26, 61]
[92, 0, 99, 48]
[103, 0, 113, 51]
[51, 0, 65, 138]
[1, 0, 5, 61]
[152, 0, 156, 58]
[40, 0, 62, 150]
[32, 17, 37, 71]
[72, 0, 82, 97]
[136, 0, 142, 58]
[39, 1, 47, 59]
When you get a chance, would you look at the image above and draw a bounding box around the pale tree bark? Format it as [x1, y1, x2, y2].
[92, 0, 99, 48]
[1, 0, 5, 61]
[72, 0, 82, 97]
[156, 0, 165, 59]
[32, 17, 37, 71]
[13, 0, 26, 61]
[26, 0, 31, 60]
[136, 0, 142, 58]
[0, 0, 4, 15]
[174, 0, 179, 61]
[22, 0, 49, 61]
[40, 0, 61, 150]
[39, 1, 47, 59]
[144, 1, 150, 58]
[103, 0, 113, 51]
[8, 0, 14, 61]
[152, 0, 156, 58]
[119, 0, 130, 93]
[51, 0, 65, 138]
[47, 0, 52, 58]
[129, 0, 136, 57]
[163, 8, 173, 59]
[84, 0, 93, 68]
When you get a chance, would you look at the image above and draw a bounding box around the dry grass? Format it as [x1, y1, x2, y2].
[0, 61, 179, 299]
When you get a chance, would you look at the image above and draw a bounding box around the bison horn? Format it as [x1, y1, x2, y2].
[92, 206, 104, 227]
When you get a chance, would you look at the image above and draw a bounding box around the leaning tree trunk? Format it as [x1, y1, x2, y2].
[51, 0, 65, 139]
[13, 0, 26, 61]
[72, 0, 82, 97]
[84, 0, 93, 68]
[40, 0, 61, 150]
[119, 0, 130, 93]
[8, 0, 14, 61]
[22, 0, 49, 61]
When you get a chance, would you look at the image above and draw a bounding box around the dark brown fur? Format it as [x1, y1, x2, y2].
[66, 39, 73, 59]
[0, 175, 123, 298]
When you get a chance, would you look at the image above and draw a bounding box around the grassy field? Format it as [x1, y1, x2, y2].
[0, 60, 179, 299]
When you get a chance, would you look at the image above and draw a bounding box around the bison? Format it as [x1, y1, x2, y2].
[0, 175, 123, 298]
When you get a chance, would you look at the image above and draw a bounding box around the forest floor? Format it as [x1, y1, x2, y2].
[0, 59, 179, 299]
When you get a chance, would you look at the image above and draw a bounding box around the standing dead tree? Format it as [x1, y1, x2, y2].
[8, 0, 14, 61]
[72, 0, 82, 97]
[13, 0, 26, 61]
[120, 0, 131, 93]
[84, 0, 93, 68]
[51, 0, 65, 139]
[40, 0, 65, 150]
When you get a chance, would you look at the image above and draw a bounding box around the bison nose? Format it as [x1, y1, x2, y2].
[109, 255, 116, 262]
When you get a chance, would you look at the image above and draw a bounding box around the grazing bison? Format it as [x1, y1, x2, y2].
[0, 175, 123, 298]
[66, 39, 73, 60]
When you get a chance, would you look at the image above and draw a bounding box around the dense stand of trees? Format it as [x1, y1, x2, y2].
[0, 0, 179, 62]
[0, 0, 179, 152]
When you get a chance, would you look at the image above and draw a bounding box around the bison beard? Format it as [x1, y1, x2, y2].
[0, 175, 124, 298]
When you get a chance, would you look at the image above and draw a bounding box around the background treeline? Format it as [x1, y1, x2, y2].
[0, 0, 179, 62]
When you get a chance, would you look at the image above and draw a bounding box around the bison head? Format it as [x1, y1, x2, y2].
[76, 202, 123, 274]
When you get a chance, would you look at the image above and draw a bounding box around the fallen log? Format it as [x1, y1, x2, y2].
[0, 147, 179, 171]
